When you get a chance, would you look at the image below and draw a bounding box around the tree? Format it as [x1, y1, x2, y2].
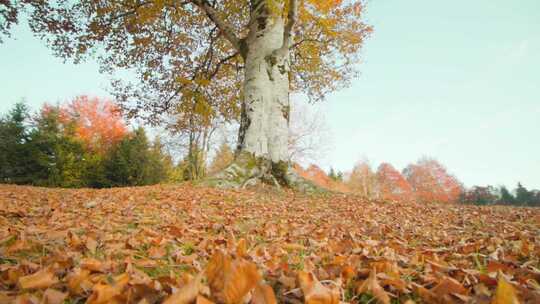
[376, 162, 413, 201]
[60, 96, 128, 154]
[460, 185, 498, 205]
[0, 102, 35, 184]
[288, 101, 331, 165]
[208, 142, 234, 175]
[515, 182, 534, 206]
[104, 127, 168, 187]
[4, 0, 371, 188]
[499, 186, 515, 205]
[403, 157, 462, 203]
[347, 159, 377, 198]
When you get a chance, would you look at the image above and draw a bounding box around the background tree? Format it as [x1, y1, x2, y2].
[104, 127, 168, 187]
[0, 102, 36, 184]
[60, 96, 128, 154]
[376, 162, 413, 201]
[208, 142, 234, 176]
[403, 157, 462, 203]
[499, 186, 515, 205]
[347, 159, 378, 198]
[288, 101, 331, 165]
[3, 0, 371, 188]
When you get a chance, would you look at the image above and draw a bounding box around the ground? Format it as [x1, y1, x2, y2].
[0, 184, 539, 303]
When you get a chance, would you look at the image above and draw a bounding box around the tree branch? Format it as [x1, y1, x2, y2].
[191, 0, 242, 53]
[281, 0, 298, 51]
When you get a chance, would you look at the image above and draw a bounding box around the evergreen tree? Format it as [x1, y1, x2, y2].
[499, 186, 515, 205]
[0, 102, 34, 183]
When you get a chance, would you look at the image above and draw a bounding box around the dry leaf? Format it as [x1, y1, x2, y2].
[206, 250, 261, 304]
[252, 282, 277, 304]
[298, 271, 339, 304]
[41, 288, 68, 304]
[491, 273, 520, 304]
[356, 269, 390, 304]
[163, 272, 203, 304]
[86, 273, 130, 304]
[18, 268, 58, 290]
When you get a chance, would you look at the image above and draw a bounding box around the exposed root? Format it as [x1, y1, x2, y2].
[202, 152, 324, 193]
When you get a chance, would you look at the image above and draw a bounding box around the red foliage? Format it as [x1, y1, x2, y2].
[403, 158, 463, 203]
[61, 96, 128, 153]
[376, 163, 413, 201]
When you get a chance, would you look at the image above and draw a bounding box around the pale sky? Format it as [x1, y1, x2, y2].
[1, 0, 539, 189]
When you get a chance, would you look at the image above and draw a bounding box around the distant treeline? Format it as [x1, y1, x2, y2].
[0, 99, 176, 188]
[460, 184, 540, 207]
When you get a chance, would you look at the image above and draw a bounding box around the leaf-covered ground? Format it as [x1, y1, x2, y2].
[0, 184, 539, 304]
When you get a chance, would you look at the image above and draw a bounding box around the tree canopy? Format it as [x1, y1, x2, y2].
[1, 0, 371, 123]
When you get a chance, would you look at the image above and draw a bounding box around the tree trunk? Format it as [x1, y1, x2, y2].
[205, 2, 320, 192]
[236, 18, 290, 165]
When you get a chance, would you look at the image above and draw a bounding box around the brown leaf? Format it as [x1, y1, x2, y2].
[18, 268, 58, 290]
[163, 272, 203, 304]
[298, 271, 340, 304]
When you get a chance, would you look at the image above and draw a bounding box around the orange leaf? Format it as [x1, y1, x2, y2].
[298, 271, 340, 304]
[163, 272, 203, 304]
[252, 282, 277, 304]
[18, 268, 58, 290]
[206, 250, 261, 304]
[42, 288, 68, 304]
[86, 273, 130, 304]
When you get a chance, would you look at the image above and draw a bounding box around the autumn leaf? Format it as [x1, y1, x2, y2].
[18, 268, 58, 290]
[41, 288, 68, 304]
[356, 269, 390, 304]
[491, 273, 520, 304]
[206, 250, 261, 304]
[86, 273, 130, 304]
[252, 282, 278, 304]
[163, 272, 204, 304]
[298, 271, 340, 304]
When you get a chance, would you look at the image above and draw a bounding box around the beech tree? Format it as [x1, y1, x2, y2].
[403, 157, 462, 203]
[376, 162, 413, 201]
[1, 0, 371, 188]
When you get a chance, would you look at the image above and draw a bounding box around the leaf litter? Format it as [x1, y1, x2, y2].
[0, 184, 539, 303]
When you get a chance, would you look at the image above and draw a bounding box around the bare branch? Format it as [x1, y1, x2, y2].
[191, 0, 242, 53]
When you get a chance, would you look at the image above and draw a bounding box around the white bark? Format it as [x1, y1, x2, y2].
[239, 16, 291, 163]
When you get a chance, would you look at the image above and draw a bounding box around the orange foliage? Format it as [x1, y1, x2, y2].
[403, 158, 463, 203]
[61, 96, 127, 153]
[294, 164, 349, 192]
[376, 163, 413, 201]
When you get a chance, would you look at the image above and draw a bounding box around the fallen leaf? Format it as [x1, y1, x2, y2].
[18, 268, 58, 290]
[163, 272, 203, 304]
[356, 269, 390, 304]
[41, 288, 68, 304]
[491, 273, 519, 304]
[252, 282, 277, 304]
[298, 271, 339, 304]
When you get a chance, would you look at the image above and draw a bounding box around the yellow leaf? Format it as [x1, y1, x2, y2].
[491, 273, 520, 304]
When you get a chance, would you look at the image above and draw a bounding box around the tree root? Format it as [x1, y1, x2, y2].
[201, 152, 324, 193]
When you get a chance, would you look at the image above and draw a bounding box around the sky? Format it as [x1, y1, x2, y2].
[1, 0, 539, 188]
